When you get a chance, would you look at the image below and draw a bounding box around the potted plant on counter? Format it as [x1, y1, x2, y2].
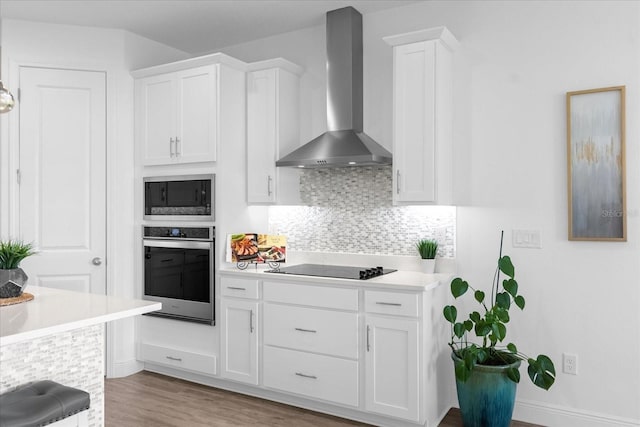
[416, 238, 438, 273]
[0, 240, 35, 298]
[442, 231, 555, 427]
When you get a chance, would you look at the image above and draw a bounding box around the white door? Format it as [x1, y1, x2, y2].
[365, 315, 420, 422]
[220, 298, 259, 385]
[18, 66, 106, 295]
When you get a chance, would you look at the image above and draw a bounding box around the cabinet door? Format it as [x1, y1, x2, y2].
[393, 40, 437, 203]
[365, 315, 420, 422]
[247, 69, 277, 203]
[176, 65, 218, 163]
[220, 298, 259, 385]
[139, 74, 176, 165]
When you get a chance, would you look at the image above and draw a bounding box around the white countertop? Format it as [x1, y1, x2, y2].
[220, 264, 452, 291]
[0, 286, 161, 346]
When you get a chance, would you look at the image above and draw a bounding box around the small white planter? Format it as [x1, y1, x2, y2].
[420, 259, 436, 274]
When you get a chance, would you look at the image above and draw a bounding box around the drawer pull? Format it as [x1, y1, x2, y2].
[166, 356, 182, 362]
[227, 286, 246, 291]
[295, 372, 317, 380]
[366, 325, 371, 352]
[294, 327, 317, 333]
[376, 302, 402, 307]
[250, 310, 254, 333]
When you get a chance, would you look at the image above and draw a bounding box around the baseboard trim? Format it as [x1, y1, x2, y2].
[513, 399, 640, 427]
[108, 359, 143, 378]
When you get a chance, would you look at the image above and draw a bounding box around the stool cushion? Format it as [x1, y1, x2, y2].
[0, 380, 90, 427]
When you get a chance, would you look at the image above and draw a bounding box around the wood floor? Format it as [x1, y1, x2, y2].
[105, 371, 541, 426]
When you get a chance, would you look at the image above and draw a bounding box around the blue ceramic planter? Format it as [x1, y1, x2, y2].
[453, 353, 521, 427]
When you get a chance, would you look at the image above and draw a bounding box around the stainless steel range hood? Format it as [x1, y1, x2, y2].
[276, 6, 392, 168]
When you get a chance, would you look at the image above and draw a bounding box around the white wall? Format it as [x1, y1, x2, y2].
[222, 1, 640, 425]
[0, 18, 189, 377]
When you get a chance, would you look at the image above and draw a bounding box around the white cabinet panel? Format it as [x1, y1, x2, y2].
[365, 315, 420, 422]
[176, 66, 218, 163]
[365, 290, 419, 317]
[246, 62, 302, 204]
[137, 65, 217, 165]
[220, 298, 259, 385]
[263, 281, 358, 311]
[140, 343, 217, 376]
[263, 346, 359, 407]
[221, 276, 259, 299]
[263, 303, 358, 358]
[387, 28, 457, 205]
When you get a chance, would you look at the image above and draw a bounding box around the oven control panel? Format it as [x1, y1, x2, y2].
[143, 226, 214, 241]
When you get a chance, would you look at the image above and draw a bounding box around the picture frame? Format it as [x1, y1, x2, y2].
[566, 86, 626, 241]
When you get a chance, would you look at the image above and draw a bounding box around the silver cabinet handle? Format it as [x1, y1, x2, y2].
[295, 372, 317, 379]
[175, 136, 181, 156]
[294, 328, 317, 333]
[91, 257, 102, 266]
[267, 175, 273, 196]
[169, 137, 175, 157]
[227, 286, 246, 291]
[396, 170, 401, 194]
[366, 325, 371, 352]
[249, 309, 254, 333]
[376, 302, 402, 306]
[166, 356, 182, 362]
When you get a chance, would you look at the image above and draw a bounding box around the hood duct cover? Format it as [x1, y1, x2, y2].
[276, 6, 392, 168]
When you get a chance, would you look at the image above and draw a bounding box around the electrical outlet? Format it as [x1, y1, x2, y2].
[563, 353, 578, 375]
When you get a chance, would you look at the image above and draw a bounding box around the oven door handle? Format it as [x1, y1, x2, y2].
[143, 239, 213, 250]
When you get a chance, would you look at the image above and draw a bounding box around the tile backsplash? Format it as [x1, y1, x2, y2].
[268, 166, 456, 257]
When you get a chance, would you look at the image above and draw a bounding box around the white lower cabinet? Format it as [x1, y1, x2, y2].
[220, 298, 259, 385]
[139, 342, 217, 376]
[216, 273, 446, 426]
[263, 303, 358, 358]
[365, 315, 420, 422]
[263, 346, 359, 407]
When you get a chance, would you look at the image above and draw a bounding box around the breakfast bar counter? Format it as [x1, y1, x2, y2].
[0, 286, 160, 426]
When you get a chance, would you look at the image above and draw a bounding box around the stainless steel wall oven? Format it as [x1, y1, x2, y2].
[143, 226, 215, 325]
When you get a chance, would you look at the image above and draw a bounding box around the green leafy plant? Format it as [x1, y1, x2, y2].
[442, 232, 555, 390]
[416, 238, 438, 259]
[0, 240, 36, 269]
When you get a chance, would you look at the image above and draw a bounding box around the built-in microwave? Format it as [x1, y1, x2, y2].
[144, 174, 214, 221]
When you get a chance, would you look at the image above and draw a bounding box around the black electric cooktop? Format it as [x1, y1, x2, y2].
[265, 263, 397, 280]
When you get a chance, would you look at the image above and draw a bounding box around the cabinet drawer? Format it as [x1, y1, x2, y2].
[263, 303, 358, 358]
[263, 346, 358, 407]
[139, 343, 217, 376]
[364, 290, 420, 317]
[263, 281, 358, 311]
[221, 277, 259, 299]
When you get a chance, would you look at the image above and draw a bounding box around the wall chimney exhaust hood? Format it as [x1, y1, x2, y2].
[276, 6, 392, 168]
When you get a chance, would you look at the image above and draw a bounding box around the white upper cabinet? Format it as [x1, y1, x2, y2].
[137, 65, 217, 165]
[385, 27, 458, 205]
[134, 53, 246, 166]
[246, 59, 303, 204]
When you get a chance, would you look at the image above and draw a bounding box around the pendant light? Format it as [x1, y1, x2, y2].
[0, 47, 15, 114]
[0, 80, 15, 114]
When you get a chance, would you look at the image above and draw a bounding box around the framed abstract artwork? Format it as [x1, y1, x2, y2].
[566, 86, 626, 241]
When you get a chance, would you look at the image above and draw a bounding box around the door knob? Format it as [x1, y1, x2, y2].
[92, 257, 102, 266]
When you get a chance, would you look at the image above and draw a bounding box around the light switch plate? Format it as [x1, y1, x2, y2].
[512, 229, 541, 248]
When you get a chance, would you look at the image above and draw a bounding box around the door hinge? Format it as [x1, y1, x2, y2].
[16, 169, 21, 185]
